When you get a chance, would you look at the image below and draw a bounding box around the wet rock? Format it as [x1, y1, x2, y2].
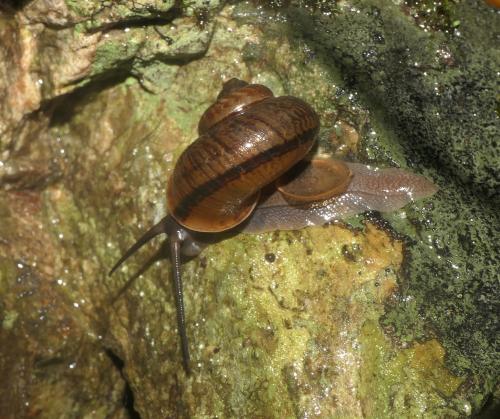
[0, 0, 497, 417]
[0, 191, 128, 417]
[0, 0, 221, 188]
[284, 1, 499, 401]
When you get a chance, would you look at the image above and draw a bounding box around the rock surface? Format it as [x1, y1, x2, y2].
[0, 1, 498, 417]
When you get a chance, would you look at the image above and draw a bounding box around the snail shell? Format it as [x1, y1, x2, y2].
[167, 79, 320, 233]
[197, 79, 274, 134]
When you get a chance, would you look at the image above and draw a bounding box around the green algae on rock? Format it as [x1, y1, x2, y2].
[284, 0, 499, 408]
[0, 0, 498, 417]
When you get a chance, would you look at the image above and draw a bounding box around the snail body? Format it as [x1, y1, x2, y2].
[110, 79, 438, 374]
[244, 160, 438, 233]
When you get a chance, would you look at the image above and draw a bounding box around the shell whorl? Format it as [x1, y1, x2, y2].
[276, 159, 352, 204]
[197, 79, 274, 135]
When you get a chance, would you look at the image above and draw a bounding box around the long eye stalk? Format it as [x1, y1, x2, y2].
[109, 215, 192, 374]
[169, 238, 191, 374]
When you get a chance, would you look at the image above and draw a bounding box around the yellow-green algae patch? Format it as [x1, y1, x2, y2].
[163, 223, 462, 417]
[359, 324, 466, 418]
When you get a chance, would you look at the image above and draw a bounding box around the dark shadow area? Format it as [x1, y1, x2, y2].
[88, 9, 182, 34]
[105, 349, 141, 419]
[0, 0, 30, 12]
[475, 392, 500, 419]
[45, 53, 209, 129]
[47, 72, 131, 127]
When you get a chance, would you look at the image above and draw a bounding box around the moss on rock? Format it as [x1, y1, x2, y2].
[285, 0, 499, 402]
[0, 0, 497, 417]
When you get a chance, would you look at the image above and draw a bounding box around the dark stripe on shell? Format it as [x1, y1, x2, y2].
[173, 125, 317, 220]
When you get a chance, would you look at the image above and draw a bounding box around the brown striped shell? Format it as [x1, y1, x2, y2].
[167, 79, 320, 233]
[197, 79, 274, 135]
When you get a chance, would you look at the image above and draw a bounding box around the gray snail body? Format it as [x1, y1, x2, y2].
[110, 78, 438, 374]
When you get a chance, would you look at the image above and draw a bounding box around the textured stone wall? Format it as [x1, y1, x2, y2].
[0, 1, 498, 417]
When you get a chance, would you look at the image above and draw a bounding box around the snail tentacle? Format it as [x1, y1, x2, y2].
[170, 236, 191, 374]
[109, 215, 194, 374]
[109, 215, 172, 276]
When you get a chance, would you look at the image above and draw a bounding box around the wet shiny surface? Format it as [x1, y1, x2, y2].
[0, 0, 497, 417]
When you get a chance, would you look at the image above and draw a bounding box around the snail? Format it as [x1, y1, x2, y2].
[110, 78, 438, 374]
